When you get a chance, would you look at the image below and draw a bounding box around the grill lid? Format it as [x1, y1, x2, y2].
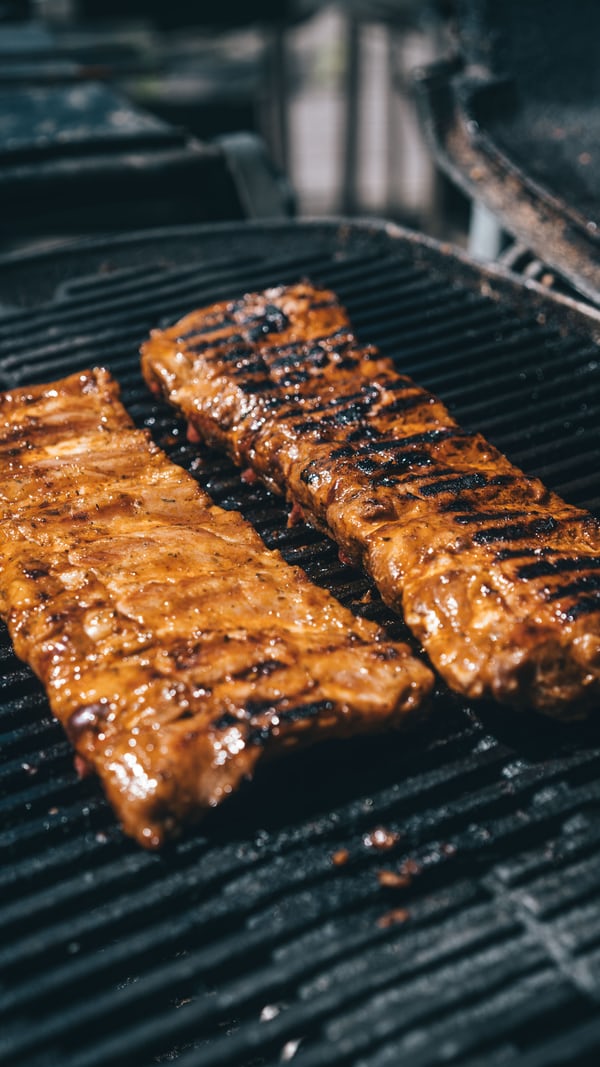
[1, 219, 600, 1067]
[416, 0, 600, 304]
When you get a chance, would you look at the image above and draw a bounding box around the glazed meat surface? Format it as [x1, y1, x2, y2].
[141, 283, 600, 718]
[0, 368, 432, 847]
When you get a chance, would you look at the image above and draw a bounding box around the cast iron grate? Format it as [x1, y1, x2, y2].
[1, 222, 600, 1067]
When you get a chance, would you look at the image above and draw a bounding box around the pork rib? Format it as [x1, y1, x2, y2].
[0, 368, 432, 846]
[141, 283, 600, 718]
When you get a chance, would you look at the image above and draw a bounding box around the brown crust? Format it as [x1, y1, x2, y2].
[141, 283, 600, 718]
[0, 368, 432, 846]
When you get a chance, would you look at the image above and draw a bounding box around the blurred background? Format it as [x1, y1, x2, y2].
[0, 0, 470, 250]
[2, 0, 599, 308]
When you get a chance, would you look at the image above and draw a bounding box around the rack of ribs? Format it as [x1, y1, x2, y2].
[141, 283, 600, 719]
[0, 368, 432, 847]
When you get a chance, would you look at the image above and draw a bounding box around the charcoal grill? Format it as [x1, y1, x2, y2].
[2, 218, 600, 1067]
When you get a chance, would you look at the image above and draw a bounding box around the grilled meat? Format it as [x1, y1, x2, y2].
[141, 283, 600, 718]
[0, 368, 432, 847]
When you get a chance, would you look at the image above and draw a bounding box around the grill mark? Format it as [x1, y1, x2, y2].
[211, 711, 241, 732]
[518, 557, 600, 580]
[268, 346, 329, 371]
[305, 386, 380, 414]
[293, 419, 329, 434]
[346, 425, 383, 442]
[473, 516, 558, 545]
[287, 393, 383, 432]
[354, 452, 433, 478]
[373, 453, 434, 478]
[238, 378, 276, 396]
[258, 327, 350, 354]
[329, 402, 373, 426]
[496, 548, 544, 561]
[284, 395, 363, 422]
[564, 596, 600, 621]
[245, 304, 290, 342]
[22, 565, 49, 579]
[217, 658, 290, 686]
[267, 338, 354, 371]
[355, 427, 458, 454]
[257, 394, 287, 412]
[439, 475, 522, 513]
[232, 357, 268, 377]
[300, 465, 320, 486]
[246, 700, 335, 746]
[356, 457, 378, 475]
[210, 344, 255, 365]
[547, 575, 600, 600]
[328, 431, 464, 466]
[278, 370, 312, 386]
[420, 473, 490, 497]
[489, 474, 520, 487]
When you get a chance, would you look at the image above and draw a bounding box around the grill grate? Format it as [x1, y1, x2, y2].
[1, 221, 600, 1067]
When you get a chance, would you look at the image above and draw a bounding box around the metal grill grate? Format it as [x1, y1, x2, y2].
[1, 221, 600, 1067]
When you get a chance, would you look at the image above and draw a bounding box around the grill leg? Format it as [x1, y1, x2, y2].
[341, 11, 361, 216]
[267, 22, 290, 175]
[468, 200, 504, 260]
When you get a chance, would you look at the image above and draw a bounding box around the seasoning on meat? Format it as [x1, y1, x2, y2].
[0, 368, 432, 847]
[141, 283, 600, 718]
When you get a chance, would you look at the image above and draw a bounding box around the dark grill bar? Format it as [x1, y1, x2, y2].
[1, 220, 600, 1066]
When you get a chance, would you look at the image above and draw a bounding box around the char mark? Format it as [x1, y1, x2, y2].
[268, 339, 352, 371]
[259, 327, 349, 354]
[238, 377, 275, 395]
[518, 556, 600, 580]
[297, 386, 380, 416]
[356, 457, 378, 475]
[211, 711, 242, 732]
[564, 595, 600, 622]
[370, 452, 433, 479]
[495, 547, 542, 561]
[547, 574, 600, 601]
[300, 463, 320, 486]
[232, 355, 268, 377]
[473, 516, 558, 545]
[22, 565, 49, 579]
[212, 344, 255, 365]
[291, 389, 382, 432]
[420, 473, 490, 497]
[245, 699, 335, 747]
[346, 425, 382, 443]
[245, 305, 290, 342]
[329, 403, 373, 427]
[278, 370, 312, 386]
[330, 444, 354, 459]
[356, 427, 458, 454]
